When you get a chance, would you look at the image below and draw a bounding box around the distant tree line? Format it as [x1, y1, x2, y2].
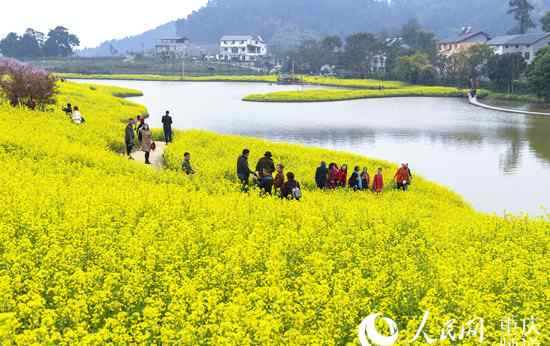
[0, 27, 80, 59]
[282, 9, 550, 100]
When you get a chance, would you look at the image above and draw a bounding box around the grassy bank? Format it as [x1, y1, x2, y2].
[57, 73, 406, 90]
[243, 86, 467, 102]
[478, 90, 547, 104]
[0, 82, 547, 344]
[57, 72, 278, 83]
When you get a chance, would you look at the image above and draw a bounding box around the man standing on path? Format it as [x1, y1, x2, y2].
[125, 118, 135, 158]
[162, 111, 173, 144]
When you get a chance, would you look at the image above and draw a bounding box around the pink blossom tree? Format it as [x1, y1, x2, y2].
[0, 58, 58, 110]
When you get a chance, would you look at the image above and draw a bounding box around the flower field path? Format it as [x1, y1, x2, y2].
[131, 141, 166, 168]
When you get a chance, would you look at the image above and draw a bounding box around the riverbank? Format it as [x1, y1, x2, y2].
[57, 73, 407, 89]
[0, 81, 547, 344]
[243, 85, 467, 102]
[469, 95, 550, 116]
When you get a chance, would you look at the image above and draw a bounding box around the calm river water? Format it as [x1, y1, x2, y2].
[78, 79, 550, 216]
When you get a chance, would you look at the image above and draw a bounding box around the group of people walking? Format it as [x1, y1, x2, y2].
[125, 116, 154, 164]
[124, 111, 174, 164]
[237, 150, 302, 200]
[315, 162, 412, 192]
[121, 111, 411, 196]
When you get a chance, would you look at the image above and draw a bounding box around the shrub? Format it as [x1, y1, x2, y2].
[0, 58, 57, 109]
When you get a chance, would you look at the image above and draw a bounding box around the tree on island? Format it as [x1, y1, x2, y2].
[528, 47, 550, 101]
[42, 26, 80, 57]
[541, 12, 550, 32]
[507, 0, 536, 34]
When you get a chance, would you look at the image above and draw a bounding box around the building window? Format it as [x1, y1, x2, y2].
[515, 45, 519, 48]
[525, 52, 530, 60]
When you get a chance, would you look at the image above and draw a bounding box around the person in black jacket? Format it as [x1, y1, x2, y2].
[161, 111, 173, 144]
[256, 151, 275, 178]
[125, 118, 136, 158]
[237, 149, 255, 192]
[315, 161, 328, 189]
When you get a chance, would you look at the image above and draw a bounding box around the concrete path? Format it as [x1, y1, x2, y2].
[131, 142, 166, 169]
[469, 95, 550, 116]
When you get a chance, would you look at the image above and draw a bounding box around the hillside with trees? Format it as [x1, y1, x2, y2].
[82, 0, 550, 57]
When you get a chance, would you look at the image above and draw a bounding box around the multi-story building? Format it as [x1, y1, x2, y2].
[488, 33, 550, 64]
[155, 38, 189, 58]
[219, 35, 267, 62]
[438, 27, 491, 57]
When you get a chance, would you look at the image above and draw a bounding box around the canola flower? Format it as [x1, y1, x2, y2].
[0, 82, 548, 345]
[243, 86, 468, 103]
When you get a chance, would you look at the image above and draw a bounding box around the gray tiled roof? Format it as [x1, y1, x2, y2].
[488, 33, 550, 46]
[439, 31, 490, 44]
[220, 35, 260, 42]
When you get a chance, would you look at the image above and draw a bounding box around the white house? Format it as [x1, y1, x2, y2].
[219, 35, 267, 62]
[155, 38, 189, 58]
[488, 33, 550, 64]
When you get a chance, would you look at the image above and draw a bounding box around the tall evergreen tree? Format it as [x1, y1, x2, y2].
[541, 12, 550, 32]
[507, 0, 535, 34]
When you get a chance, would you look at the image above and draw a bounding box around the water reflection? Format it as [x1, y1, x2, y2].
[76, 80, 550, 215]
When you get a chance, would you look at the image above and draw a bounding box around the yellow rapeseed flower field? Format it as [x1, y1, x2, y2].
[0, 82, 548, 345]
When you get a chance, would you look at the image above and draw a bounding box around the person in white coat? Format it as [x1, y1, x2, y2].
[71, 106, 83, 124]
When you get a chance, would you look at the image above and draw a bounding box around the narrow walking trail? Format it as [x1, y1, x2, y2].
[469, 95, 550, 116]
[131, 142, 167, 168]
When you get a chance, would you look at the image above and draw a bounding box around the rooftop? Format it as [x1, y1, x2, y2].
[488, 33, 550, 46]
[439, 27, 491, 44]
[221, 35, 264, 42]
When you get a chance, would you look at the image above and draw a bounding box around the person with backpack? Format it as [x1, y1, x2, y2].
[349, 166, 361, 190]
[125, 118, 136, 158]
[372, 168, 384, 194]
[161, 111, 173, 144]
[315, 161, 328, 189]
[182, 152, 195, 175]
[281, 172, 301, 200]
[139, 123, 154, 165]
[237, 149, 255, 192]
[361, 167, 370, 190]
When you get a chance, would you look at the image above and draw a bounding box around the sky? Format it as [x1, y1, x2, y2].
[0, 0, 208, 48]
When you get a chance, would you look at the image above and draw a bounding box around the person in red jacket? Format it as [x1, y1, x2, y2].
[394, 163, 411, 191]
[372, 168, 384, 193]
[338, 164, 348, 188]
[328, 163, 339, 189]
